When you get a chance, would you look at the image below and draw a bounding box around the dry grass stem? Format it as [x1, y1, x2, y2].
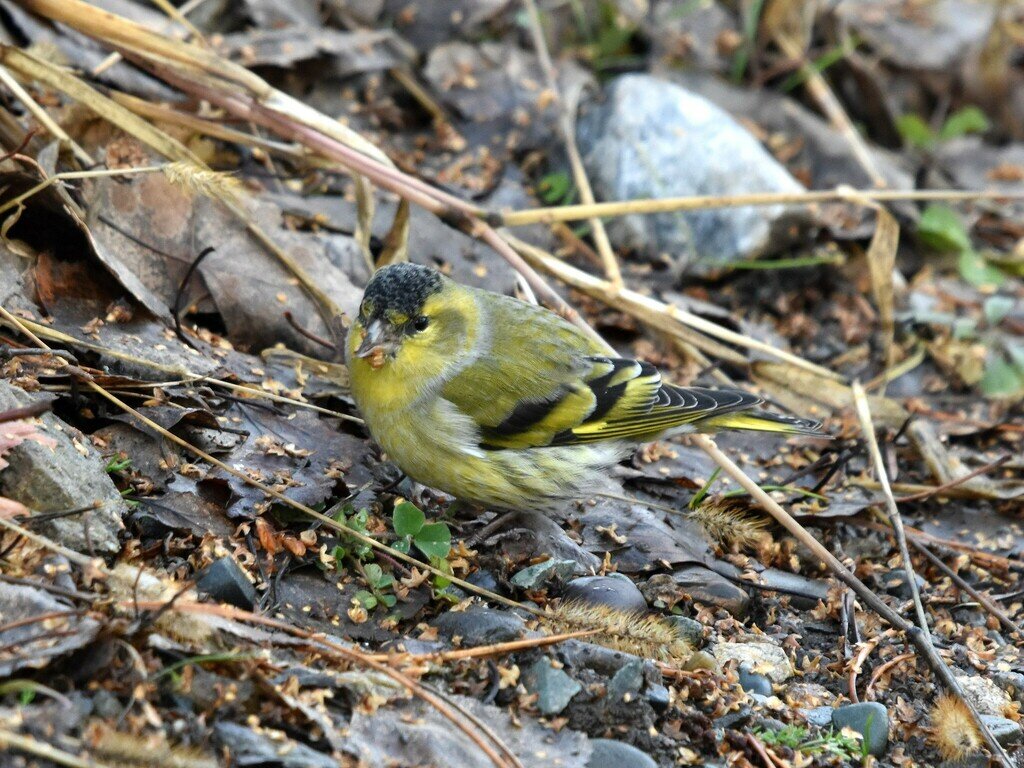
[497, 187, 1024, 227]
[0, 64, 93, 166]
[0, 730, 111, 768]
[774, 32, 886, 187]
[853, 381, 1013, 767]
[522, 0, 622, 288]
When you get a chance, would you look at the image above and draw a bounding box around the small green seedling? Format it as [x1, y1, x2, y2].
[392, 501, 453, 589]
[354, 562, 396, 610]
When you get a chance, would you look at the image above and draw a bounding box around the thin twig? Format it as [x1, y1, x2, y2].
[521, 0, 622, 287]
[894, 455, 1011, 503]
[853, 381, 1012, 767]
[0, 399, 51, 423]
[911, 539, 1024, 639]
[774, 33, 885, 187]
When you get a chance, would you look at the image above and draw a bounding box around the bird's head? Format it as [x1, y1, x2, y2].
[347, 263, 474, 377]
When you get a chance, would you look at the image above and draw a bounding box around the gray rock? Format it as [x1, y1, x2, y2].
[488, 511, 602, 574]
[524, 658, 582, 716]
[738, 667, 773, 697]
[955, 674, 1012, 715]
[197, 556, 256, 609]
[0, 382, 125, 554]
[713, 642, 792, 683]
[511, 559, 577, 590]
[466, 569, 500, 594]
[666, 616, 705, 646]
[980, 714, 1023, 747]
[645, 684, 670, 711]
[347, 692, 590, 768]
[881, 568, 926, 599]
[586, 738, 657, 768]
[803, 706, 835, 728]
[834, 0, 997, 72]
[431, 607, 526, 646]
[215, 722, 336, 768]
[756, 568, 831, 610]
[991, 670, 1024, 702]
[563, 573, 647, 612]
[577, 74, 810, 274]
[938, 757, 990, 768]
[607, 658, 645, 702]
[558, 640, 653, 680]
[832, 702, 889, 757]
[643, 567, 750, 618]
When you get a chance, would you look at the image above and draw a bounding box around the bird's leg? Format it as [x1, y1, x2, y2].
[465, 510, 523, 546]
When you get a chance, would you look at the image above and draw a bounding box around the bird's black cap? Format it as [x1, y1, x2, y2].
[360, 263, 444, 322]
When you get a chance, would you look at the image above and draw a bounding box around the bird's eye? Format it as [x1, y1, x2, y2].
[412, 315, 430, 332]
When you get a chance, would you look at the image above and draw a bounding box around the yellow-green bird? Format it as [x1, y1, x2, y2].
[346, 263, 824, 511]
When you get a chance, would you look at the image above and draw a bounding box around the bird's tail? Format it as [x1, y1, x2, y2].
[700, 410, 826, 437]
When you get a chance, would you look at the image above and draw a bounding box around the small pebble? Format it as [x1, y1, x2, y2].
[980, 714, 1023, 747]
[832, 702, 889, 756]
[586, 738, 657, 768]
[196, 556, 256, 609]
[563, 573, 647, 612]
[523, 658, 581, 715]
[510, 559, 577, 589]
[738, 667, 773, 696]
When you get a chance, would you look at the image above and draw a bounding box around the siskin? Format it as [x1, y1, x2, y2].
[346, 263, 824, 511]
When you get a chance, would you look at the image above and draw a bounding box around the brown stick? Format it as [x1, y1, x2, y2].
[0, 400, 51, 424]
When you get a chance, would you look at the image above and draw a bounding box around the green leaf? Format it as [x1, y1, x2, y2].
[392, 501, 425, 537]
[984, 295, 1014, 326]
[331, 545, 346, 565]
[951, 317, 977, 340]
[431, 556, 454, 590]
[354, 590, 377, 609]
[364, 563, 384, 585]
[896, 114, 935, 149]
[538, 172, 572, 204]
[958, 250, 1006, 289]
[918, 205, 970, 252]
[414, 522, 452, 560]
[348, 508, 369, 530]
[392, 538, 410, 554]
[379, 593, 397, 608]
[939, 106, 990, 141]
[980, 357, 1024, 398]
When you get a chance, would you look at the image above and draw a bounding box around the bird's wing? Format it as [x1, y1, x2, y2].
[441, 292, 820, 450]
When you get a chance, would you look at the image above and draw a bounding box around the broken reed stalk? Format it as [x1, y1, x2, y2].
[505, 231, 843, 381]
[852, 382, 1013, 768]
[521, 0, 622, 288]
[496, 187, 1024, 227]
[141, 60, 611, 348]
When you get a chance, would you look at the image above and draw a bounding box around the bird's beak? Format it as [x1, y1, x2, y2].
[354, 320, 398, 369]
